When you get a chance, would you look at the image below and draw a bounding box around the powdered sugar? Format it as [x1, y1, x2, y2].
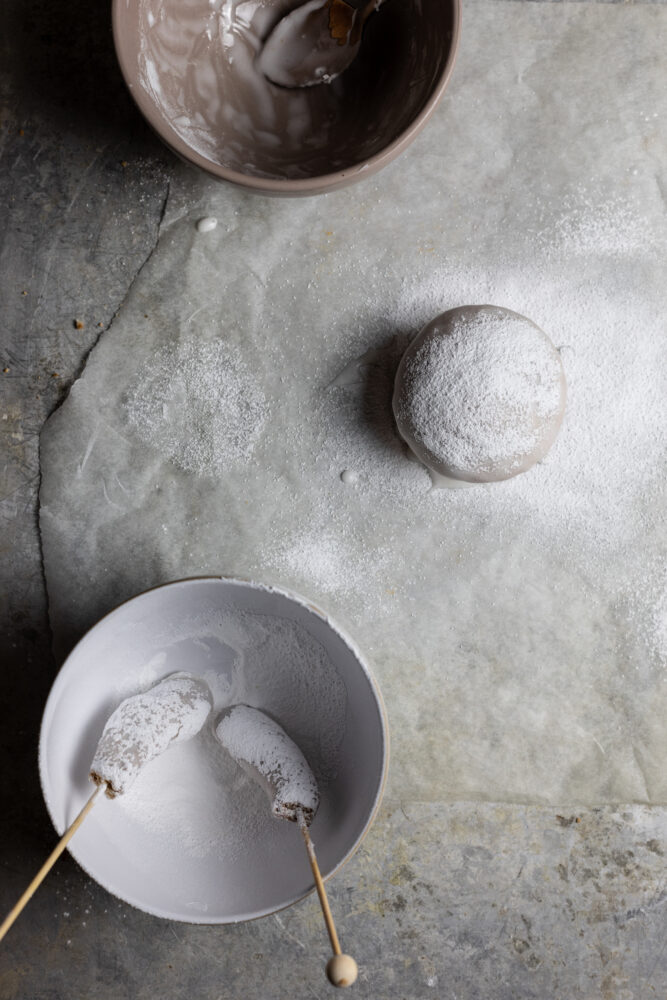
[269, 531, 367, 600]
[539, 191, 659, 261]
[124, 337, 267, 477]
[393, 306, 565, 481]
[217, 705, 320, 823]
[116, 728, 248, 861]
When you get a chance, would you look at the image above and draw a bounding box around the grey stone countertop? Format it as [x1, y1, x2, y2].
[1, 0, 666, 997]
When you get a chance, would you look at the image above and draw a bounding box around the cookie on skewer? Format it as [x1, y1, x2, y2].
[1, 672, 212, 940]
[216, 705, 358, 988]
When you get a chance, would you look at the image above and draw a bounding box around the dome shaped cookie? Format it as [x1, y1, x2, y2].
[392, 305, 566, 485]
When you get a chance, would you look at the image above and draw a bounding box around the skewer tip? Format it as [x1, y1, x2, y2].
[326, 953, 358, 988]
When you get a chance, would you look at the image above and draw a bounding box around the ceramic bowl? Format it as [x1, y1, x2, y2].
[39, 577, 387, 922]
[112, 0, 461, 195]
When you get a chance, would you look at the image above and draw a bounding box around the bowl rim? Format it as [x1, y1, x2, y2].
[39, 575, 389, 924]
[111, 0, 462, 194]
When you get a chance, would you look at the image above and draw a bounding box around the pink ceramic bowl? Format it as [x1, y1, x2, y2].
[112, 0, 461, 195]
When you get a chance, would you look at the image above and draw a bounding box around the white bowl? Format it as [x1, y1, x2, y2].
[39, 577, 387, 923]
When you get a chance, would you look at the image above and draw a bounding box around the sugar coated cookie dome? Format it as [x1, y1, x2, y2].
[392, 305, 566, 485]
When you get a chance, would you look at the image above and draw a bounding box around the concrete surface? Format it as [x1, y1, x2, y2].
[0, 0, 665, 997]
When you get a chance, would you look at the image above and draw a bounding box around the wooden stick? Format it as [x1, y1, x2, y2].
[297, 812, 358, 988]
[299, 812, 341, 955]
[0, 783, 104, 942]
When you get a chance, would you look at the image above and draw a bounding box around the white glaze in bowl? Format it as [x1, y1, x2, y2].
[112, 0, 460, 194]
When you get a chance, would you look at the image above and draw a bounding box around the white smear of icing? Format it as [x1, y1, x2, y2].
[196, 216, 218, 232]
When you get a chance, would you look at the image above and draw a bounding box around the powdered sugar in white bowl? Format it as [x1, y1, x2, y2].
[39, 578, 387, 923]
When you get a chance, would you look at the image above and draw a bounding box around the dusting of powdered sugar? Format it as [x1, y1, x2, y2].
[124, 338, 267, 477]
[90, 672, 213, 797]
[217, 705, 320, 823]
[262, 191, 666, 671]
[393, 307, 565, 480]
[269, 531, 370, 600]
[538, 191, 657, 261]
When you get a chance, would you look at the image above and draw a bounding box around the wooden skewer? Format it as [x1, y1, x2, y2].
[298, 812, 358, 988]
[0, 782, 105, 942]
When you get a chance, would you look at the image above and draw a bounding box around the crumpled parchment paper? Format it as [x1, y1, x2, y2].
[40, 1, 667, 803]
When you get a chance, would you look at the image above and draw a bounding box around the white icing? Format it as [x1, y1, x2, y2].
[257, 0, 358, 89]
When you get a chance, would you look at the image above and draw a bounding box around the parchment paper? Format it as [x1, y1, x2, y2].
[40, 2, 667, 804]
